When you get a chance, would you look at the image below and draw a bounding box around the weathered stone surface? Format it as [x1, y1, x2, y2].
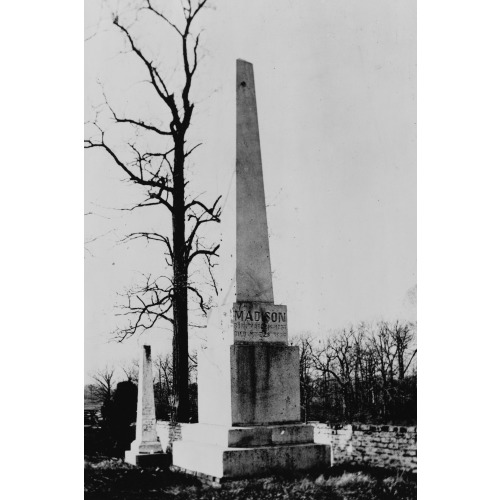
[197, 343, 300, 427]
[230, 344, 300, 425]
[232, 302, 288, 343]
[177, 423, 313, 448]
[236, 59, 274, 303]
[125, 344, 163, 465]
[312, 423, 417, 471]
[173, 440, 330, 480]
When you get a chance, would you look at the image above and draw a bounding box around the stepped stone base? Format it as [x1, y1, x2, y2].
[172, 423, 330, 480]
[125, 439, 169, 467]
[124, 450, 170, 468]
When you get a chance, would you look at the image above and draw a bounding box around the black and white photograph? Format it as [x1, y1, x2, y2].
[84, 1, 417, 498]
[11, 0, 500, 500]
[6, 1, 500, 499]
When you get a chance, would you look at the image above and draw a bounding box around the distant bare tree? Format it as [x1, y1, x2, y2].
[312, 329, 358, 420]
[121, 359, 139, 384]
[369, 322, 396, 414]
[291, 335, 316, 422]
[389, 320, 417, 380]
[153, 350, 197, 420]
[91, 366, 116, 406]
[154, 353, 173, 419]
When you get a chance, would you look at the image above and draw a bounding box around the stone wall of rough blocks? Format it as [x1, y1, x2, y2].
[313, 423, 417, 473]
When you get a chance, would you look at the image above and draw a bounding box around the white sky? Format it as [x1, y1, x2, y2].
[85, 0, 416, 382]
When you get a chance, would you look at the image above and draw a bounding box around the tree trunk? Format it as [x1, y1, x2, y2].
[398, 350, 405, 381]
[171, 144, 190, 423]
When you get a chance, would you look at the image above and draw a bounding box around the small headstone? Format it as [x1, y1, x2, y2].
[125, 344, 165, 465]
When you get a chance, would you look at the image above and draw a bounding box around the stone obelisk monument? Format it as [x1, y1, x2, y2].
[125, 344, 167, 467]
[172, 60, 329, 481]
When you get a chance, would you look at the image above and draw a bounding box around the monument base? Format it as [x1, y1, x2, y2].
[124, 439, 169, 468]
[124, 450, 171, 468]
[171, 423, 330, 480]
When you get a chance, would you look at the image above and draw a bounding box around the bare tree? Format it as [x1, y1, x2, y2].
[122, 359, 139, 384]
[312, 329, 358, 420]
[91, 366, 116, 406]
[366, 321, 417, 418]
[369, 322, 395, 414]
[85, 0, 219, 422]
[389, 320, 417, 380]
[153, 350, 197, 420]
[154, 353, 173, 419]
[291, 335, 315, 422]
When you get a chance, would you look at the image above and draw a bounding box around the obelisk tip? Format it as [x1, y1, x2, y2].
[237, 58, 252, 67]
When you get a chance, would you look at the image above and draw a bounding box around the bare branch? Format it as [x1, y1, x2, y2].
[124, 231, 174, 259]
[188, 243, 220, 264]
[85, 132, 175, 212]
[187, 285, 208, 315]
[144, 0, 183, 36]
[113, 17, 181, 128]
[102, 90, 173, 136]
[185, 142, 202, 157]
[185, 195, 222, 214]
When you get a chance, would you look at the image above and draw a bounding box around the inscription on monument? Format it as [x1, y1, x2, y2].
[232, 302, 288, 343]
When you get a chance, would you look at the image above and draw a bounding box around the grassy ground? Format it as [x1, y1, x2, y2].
[84, 455, 416, 500]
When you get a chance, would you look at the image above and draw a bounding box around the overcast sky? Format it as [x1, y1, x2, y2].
[85, 0, 416, 381]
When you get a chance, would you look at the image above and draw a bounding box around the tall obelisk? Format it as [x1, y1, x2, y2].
[171, 60, 330, 481]
[236, 59, 274, 303]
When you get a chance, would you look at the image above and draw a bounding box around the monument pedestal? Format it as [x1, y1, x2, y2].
[172, 341, 330, 480]
[197, 342, 302, 427]
[172, 424, 329, 481]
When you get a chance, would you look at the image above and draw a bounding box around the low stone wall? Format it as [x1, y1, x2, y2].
[313, 423, 417, 473]
[156, 420, 417, 473]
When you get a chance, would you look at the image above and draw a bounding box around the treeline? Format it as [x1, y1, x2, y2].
[292, 321, 417, 425]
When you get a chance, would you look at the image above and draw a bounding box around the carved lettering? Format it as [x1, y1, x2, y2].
[232, 303, 288, 343]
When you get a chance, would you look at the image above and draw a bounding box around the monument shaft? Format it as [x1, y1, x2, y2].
[236, 59, 274, 304]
